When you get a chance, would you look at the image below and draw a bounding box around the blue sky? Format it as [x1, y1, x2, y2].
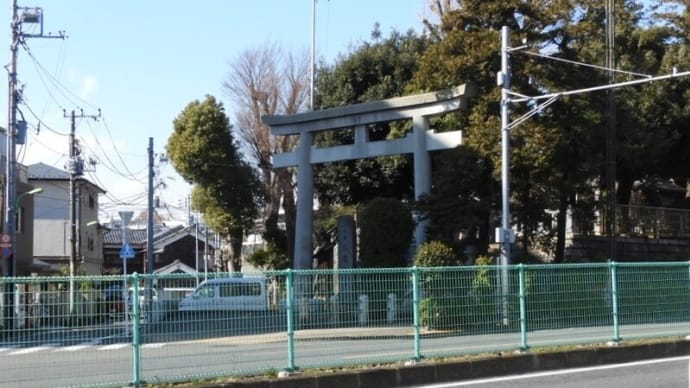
[0, 0, 428, 222]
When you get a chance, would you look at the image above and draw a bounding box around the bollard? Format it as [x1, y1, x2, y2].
[358, 294, 369, 326]
[386, 293, 397, 323]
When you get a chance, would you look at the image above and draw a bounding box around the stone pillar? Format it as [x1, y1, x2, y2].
[412, 115, 431, 249]
[333, 215, 356, 325]
[294, 132, 314, 270]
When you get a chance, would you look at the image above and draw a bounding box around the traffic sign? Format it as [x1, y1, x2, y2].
[119, 244, 135, 260]
[0, 233, 12, 248]
[0, 233, 12, 259]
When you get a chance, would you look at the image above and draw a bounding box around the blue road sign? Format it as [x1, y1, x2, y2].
[119, 244, 135, 260]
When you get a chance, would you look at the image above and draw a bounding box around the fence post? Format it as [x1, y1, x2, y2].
[518, 264, 528, 350]
[411, 266, 421, 361]
[131, 273, 141, 386]
[285, 269, 296, 371]
[609, 261, 621, 343]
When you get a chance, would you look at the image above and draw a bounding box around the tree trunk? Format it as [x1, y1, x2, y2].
[228, 227, 244, 273]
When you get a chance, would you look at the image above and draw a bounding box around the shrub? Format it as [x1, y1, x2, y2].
[413, 241, 465, 330]
[246, 243, 290, 270]
[413, 241, 456, 267]
[358, 197, 414, 268]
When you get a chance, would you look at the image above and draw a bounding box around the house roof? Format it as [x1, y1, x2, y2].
[27, 162, 70, 180]
[154, 259, 196, 274]
[103, 224, 218, 251]
[103, 224, 169, 245]
[27, 162, 106, 193]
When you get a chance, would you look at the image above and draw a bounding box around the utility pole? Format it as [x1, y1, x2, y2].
[497, 26, 515, 326]
[64, 108, 100, 314]
[145, 137, 154, 315]
[3, 2, 64, 330]
[605, 0, 617, 261]
[310, 0, 316, 110]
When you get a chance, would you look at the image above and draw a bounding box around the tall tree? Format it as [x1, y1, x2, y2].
[412, 0, 688, 261]
[412, 0, 560, 258]
[223, 44, 310, 266]
[313, 28, 429, 205]
[166, 95, 262, 271]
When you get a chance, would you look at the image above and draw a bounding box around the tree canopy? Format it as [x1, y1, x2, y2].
[166, 95, 262, 271]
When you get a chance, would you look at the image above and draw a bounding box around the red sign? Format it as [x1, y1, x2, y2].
[0, 233, 12, 259]
[0, 233, 12, 249]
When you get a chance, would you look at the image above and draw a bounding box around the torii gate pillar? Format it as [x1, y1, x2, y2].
[263, 84, 475, 269]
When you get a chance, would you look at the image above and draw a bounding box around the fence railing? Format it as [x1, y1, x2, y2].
[573, 204, 690, 238]
[616, 204, 690, 238]
[2, 262, 690, 387]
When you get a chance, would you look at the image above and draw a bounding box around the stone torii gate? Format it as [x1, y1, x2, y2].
[262, 84, 476, 269]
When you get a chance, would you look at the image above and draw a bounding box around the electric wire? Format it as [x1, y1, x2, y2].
[522, 50, 651, 79]
[100, 117, 145, 181]
[21, 40, 99, 111]
[17, 32, 189, 223]
[19, 101, 70, 136]
[81, 119, 146, 182]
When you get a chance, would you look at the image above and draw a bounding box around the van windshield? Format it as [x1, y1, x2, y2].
[194, 284, 215, 298]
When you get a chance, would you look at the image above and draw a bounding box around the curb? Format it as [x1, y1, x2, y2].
[193, 339, 690, 387]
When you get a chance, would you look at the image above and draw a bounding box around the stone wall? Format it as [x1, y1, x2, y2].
[566, 236, 690, 262]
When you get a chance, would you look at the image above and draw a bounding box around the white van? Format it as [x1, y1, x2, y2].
[178, 277, 268, 312]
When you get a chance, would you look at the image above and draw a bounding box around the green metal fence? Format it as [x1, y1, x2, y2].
[2, 262, 690, 387]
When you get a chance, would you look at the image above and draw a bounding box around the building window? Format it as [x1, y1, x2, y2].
[88, 194, 95, 209]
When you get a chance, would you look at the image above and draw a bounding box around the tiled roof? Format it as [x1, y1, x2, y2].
[27, 162, 106, 193]
[104, 225, 164, 245]
[27, 162, 70, 180]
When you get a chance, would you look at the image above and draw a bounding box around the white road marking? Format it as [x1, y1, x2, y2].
[420, 356, 690, 387]
[57, 344, 91, 352]
[98, 344, 128, 351]
[142, 343, 166, 348]
[9, 345, 58, 355]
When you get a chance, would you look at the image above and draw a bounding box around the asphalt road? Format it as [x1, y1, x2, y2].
[3, 316, 690, 387]
[419, 356, 690, 388]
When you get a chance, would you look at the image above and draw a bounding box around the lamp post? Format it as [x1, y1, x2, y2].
[2, 186, 42, 331]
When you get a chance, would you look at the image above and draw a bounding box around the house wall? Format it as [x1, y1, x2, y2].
[77, 183, 103, 274]
[158, 235, 211, 272]
[33, 182, 69, 260]
[32, 179, 104, 274]
[15, 181, 37, 275]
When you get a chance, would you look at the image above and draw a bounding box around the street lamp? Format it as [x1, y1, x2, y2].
[2, 186, 42, 331]
[6, 186, 43, 270]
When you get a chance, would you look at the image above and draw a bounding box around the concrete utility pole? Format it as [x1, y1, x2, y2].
[497, 26, 514, 326]
[64, 109, 99, 314]
[310, 0, 316, 110]
[605, 0, 617, 261]
[3, 1, 64, 330]
[145, 137, 154, 314]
